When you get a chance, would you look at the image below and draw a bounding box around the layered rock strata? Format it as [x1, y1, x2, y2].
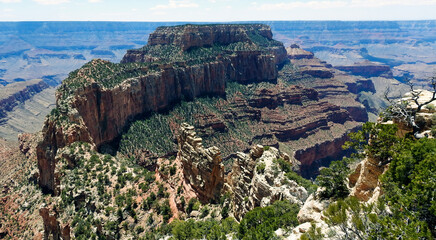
[177, 123, 224, 203]
[145, 24, 274, 51]
[37, 24, 286, 194]
[286, 45, 370, 123]
[336, 60, 393, 78]
[0, 79, 49, 120]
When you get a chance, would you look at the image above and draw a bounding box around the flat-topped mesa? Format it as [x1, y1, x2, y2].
[147, 24, 273, 51]
[121, 24, 287, 83]
[37, 24, 286, 194]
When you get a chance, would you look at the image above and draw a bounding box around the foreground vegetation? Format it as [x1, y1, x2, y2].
[318, 122, 436, 239]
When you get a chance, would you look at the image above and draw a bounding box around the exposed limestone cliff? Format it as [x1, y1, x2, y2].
[177, 123, 224, 203]
[229, 145, 308, 220]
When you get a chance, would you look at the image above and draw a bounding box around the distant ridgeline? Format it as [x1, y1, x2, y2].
[38, 24, 288, 194]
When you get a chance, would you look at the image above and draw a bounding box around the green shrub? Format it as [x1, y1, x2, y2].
[186, 198, 200, 214]
[316, 160, 350, 200]
[286, 171, 318, 195]
[238, 200, 299, 240]
[256, 162, 266, 174]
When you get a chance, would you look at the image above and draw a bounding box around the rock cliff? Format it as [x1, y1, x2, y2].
[336, 60, 393, 78]
[37, 24, 286, 194]
[286, 45, 370, 123]
[145, 24, 273, 51]
[0, 79, 49, 120]
[228, 145, 308, 220]
[177, 123, 224, 203]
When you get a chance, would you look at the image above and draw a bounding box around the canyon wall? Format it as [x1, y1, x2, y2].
[37, 24, 286, 194]
[0, 79, 49, 120]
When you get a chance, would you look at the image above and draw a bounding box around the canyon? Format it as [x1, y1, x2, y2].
[1, 21, 434, 140]
[0, 22, 434, 239]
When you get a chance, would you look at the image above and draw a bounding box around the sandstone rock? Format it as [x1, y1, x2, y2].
[146, 24, 273, 52]
[349, 156, 387, 201]
[39, 205, 70, 240]
[297, 194, 329, 224]
[178, 123, 224, 203]
[287, 45, 314, 59]
[37, 24, 287, 194]
[229, 146, 308, 220]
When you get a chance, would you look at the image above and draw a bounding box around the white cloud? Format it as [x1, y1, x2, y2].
[0, 0, 21, 3]
[259, 1, 347, 10]
[259, 0, 436, 10]
[88, 0, 102, 3]
[32, 0, 69, 4]
[151, 0, 199, 10]
[351, 0, 436, 7]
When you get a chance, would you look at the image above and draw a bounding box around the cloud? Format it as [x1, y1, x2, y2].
[0, 0, 21, 3]
[88, 0, 102, 2]
[259, 1, 347, 10]
[351, 0, 436, 7]
[259, 0, 436, 10]
[32, 0, 69, 4]
[151, 0, 199, 10]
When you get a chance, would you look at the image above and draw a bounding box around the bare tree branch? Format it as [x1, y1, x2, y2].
[382, 75, 436, 134]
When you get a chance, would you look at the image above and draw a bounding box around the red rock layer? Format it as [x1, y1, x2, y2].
[287, 45, 370, 123]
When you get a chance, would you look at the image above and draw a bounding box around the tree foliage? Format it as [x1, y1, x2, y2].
[332, 121, 436, 238]
[237, 200, 300, 240]
[316, 160, 350, 200]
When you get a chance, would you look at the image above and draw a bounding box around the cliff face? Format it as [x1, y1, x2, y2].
[336, 61, 393, 78]
[0, 79, 49, 120]
[146, 24, 273, 51]
[229, 145, 308, 220]
[36, 24, 286, 194]
[177, 123, 224, 203]
[286, 45, 370, 123]
[72, 61, 227, 147]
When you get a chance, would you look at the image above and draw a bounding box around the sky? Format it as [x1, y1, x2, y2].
[1, 0, 436, 21]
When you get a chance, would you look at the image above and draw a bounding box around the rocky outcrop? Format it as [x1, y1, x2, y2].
[177, 123, 224, 203]
[37, 114, 91, 194]
[39, 206, 70, 240]
[229, 145, 308, 220]
[349, 156, 386, 202]
[248, 85, 318, 109]
[287, 44, 314, 59]
[336, 60, 392, 78]
[0, 79, 49, 120]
